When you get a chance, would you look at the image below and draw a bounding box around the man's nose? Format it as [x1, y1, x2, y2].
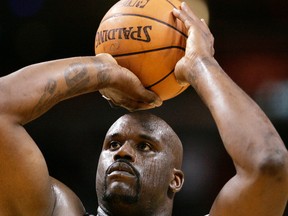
[113, 142, 135, 162]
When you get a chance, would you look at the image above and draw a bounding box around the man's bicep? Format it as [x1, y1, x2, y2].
[209, 175, 287, 216]
[0, 119, 55, 215]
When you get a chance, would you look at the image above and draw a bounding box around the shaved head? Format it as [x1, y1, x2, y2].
[107, 112, 183, 169]
[96, 112, 184, 215]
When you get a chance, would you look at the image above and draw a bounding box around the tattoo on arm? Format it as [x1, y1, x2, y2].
[31, 79, 58, 118]
[91, 56, 110, 89]
[31, 62, 90, 118]
[64, 62, 90, 95]
[96, 70, 110, 89]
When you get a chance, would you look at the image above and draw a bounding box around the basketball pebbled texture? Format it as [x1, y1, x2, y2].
[95, 0, 189, 101]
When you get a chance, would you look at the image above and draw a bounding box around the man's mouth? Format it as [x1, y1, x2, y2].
[106, 160, 137, 177]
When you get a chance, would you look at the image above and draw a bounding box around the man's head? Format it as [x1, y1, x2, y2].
[96, 112, 184, 215]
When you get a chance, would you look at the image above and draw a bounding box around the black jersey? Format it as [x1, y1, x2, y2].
[84, 213, 95, 216]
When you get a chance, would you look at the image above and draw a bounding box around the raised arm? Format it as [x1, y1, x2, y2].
[0, 54, 161, 215]
[173, 3, 288, 216]
[1, 54, 161, 124]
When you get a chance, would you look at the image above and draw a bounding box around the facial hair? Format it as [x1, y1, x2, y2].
[103, 159, 141, 204]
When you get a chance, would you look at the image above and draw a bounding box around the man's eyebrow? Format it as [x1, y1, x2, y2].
[138, 134, 159, 143]
[106, 133, 121, 139]
[105, 133, 159, 143]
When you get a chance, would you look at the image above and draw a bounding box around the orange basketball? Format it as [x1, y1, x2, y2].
[95, 0, 189, 101]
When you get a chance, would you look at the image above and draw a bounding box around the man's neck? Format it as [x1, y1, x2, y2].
[96, 206, 172, 216]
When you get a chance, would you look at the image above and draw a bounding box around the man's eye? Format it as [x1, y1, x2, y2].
[138, 142, 152, 152]
[109, 141, 121, 150]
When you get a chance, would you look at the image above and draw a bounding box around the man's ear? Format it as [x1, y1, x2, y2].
[169, 168, 184, 193]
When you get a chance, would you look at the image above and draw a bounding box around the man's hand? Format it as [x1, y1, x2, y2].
[172, 2, 215, 86]
[97, 54, 162, 112]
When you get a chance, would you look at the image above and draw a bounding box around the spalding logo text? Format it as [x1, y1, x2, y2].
[119, 0, 150, 8]
[95, 26, 152, 48]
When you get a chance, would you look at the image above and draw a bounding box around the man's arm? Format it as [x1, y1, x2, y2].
[173, 3, 288, 216]
[0, 53, 161, 215]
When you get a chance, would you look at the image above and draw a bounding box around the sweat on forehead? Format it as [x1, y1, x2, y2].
[108, 112, 171, 134]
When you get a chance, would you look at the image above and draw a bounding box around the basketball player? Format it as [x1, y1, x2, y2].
[0, 2, 287, 216]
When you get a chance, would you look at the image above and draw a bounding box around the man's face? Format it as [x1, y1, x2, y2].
[96, 114, 177, 208]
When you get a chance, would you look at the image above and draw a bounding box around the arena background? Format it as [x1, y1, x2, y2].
[1, 0, 287, 215]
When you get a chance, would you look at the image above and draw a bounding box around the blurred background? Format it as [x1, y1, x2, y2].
[1, 0, 287, 215]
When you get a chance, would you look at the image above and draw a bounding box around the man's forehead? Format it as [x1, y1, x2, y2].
[106, 115, 163, 136]
[104, 116, 173, 154]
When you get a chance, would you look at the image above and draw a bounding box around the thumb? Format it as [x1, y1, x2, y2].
[174, 59, 190, 86]
[137, 87, 163, 107]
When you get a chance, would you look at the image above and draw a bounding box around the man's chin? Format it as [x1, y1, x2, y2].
[103, 179, 140, 204]
[103, 191, 139, 204]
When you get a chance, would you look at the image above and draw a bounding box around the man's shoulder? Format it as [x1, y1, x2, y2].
[51, 177, 86, 216]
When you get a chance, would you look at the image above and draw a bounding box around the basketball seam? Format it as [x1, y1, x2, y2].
[146, 69, 175, 89]
[112, 46, 185, 57]
[101, 13, 188, 38]
[166, 0, 177, 9]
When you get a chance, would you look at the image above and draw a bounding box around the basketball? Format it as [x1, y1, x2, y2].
[95, 0, 189, 101]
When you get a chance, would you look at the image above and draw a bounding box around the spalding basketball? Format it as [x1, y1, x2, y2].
[95, 0, 189, 101]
